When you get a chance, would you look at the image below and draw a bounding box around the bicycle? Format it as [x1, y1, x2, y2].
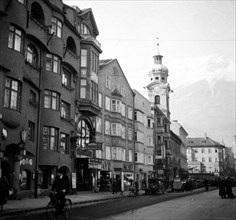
[129, 187, 139, 197]
[46, 191, 72, 220]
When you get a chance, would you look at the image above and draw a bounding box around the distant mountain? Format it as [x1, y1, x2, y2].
[170, 78, 235, 146]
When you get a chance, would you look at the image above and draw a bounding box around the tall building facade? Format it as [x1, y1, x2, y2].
[0, 0, 102, 198]
[133, 90, 154, 190]
[186, 136, 225, 176]
[98, 59, 135, 191]
[146, 46, 172, 184]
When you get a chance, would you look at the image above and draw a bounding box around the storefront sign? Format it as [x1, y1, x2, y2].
[76, 147, 92, 157]
[85, 142, 102, 150]
[89, 158, 103, 164]
[88, 163, 102, 169]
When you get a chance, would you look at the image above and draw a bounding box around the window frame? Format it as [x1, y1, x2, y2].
[8, 24, 24, 53]
[46, 53, 61, 74]
[44, 90, 60, 111]
[51, 17, 62, 38]
[42, 126, 59, 151]
[4, 77, 21, 111]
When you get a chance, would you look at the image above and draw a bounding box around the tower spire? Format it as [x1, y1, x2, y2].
[156, 37, 160, 55]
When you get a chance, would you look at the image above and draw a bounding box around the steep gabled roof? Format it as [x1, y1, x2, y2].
[77, 8, 99, 36]
[99, 59, 133, 92]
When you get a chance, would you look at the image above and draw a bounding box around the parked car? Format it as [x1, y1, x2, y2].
[172, 178, 184, 192]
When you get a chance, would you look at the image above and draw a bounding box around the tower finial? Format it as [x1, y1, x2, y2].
[156, 37, 160, 55]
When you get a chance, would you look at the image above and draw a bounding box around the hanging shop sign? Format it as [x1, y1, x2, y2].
[20, 157, 33, 166]
[85, 142, 102, 150]
[76, 147, 92, 157]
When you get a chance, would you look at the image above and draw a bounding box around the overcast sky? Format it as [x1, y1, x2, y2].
[64, 0, 235, 147]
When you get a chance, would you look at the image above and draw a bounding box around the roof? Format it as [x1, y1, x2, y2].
[187, 137, 225, 148]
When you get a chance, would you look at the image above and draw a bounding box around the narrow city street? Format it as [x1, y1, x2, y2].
[99, 189, 236, 220]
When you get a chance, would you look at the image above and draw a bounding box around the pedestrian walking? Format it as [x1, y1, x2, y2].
[219, 178, 226, 198]
[0, 176, 11, 212]
[204, 179, 209, 192]
[225, 177, 235, 199]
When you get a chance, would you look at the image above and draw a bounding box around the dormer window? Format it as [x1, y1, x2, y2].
[81, 23, 91, 36]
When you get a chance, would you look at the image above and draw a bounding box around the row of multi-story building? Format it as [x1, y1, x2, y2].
[0, 0, 231, 199]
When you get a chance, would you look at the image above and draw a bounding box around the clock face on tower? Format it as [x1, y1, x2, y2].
[153, 86, 162, 94]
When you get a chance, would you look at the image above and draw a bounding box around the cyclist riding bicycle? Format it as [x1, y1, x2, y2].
[50, 170, 69, 213]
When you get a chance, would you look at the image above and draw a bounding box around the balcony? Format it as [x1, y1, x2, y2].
[81, 35, 102, 51]
[76, 99, 101, 116]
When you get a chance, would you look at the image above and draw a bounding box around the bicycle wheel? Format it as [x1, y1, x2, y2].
[63, 199, 72, 220]
[46, 203, 56, 220]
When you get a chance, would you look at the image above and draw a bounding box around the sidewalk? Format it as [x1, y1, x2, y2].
[0, 190, 141, 218]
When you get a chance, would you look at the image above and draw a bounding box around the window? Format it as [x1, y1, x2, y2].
[215, 158, 218, 162]
[29, 90, 37, 103]
[111, 123, 121, 136]
[26, 44, 38, 67]
[128, 128, 132, 140]
[157, 117, 161, 126]
[80, 87, 86, 99]
[111, 99, 120, 112]
[96, 117, 102, 133]
[31, 2, 45, 25]
[81, 49, 87, 67]
[121, 125, 125, 139]
[129, 150, 132, 162]
[121, 148, 126, 161]
[128, 107, 133, 120]
[105, 121, 110, 135]
[44, 90, 60, 110]
[155, 95, 160, 104]
[112, 147, 117, 160]
[8, 25, 24, 53]
[51, 17, 62, 38]
[121, 103, 125, 117]
[98, 93, 102, 108]
[147, 119, 151, 128]
[106, 146, 111, 160]
[4, 77, 21, 111]
[61, 100, 70, 119]
[76, 120, 90, 148]
[91, 51, 98, 73]
[215, 149, 218, 153]
[194, 149, 198, 153]
[19, 170, 30, 190]
[67, 37, 76, 54]
[202, 157, 205, 162]
[106, 75, 111, 89]
[208, 149, 212, 153]
[62, 68, 71, 87]
[134, 111, 137, 121]
[60, 133, 69, 154]
[43, 126, 59, 151]
[91, 81, 98, 104]
[201, 149, 205, 153]
[148, 137, 153, 146]
[105, 96, 110, 111]
[209, 157, 212, 162]
[46, 54, 61, 74]
[80, 23, 91, 35]
[157, 136, 162, 144]
[28, 121, 35, 141]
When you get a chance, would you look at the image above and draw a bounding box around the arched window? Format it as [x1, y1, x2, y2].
[155, 95, 160, 105]
[67, 37, 76, 54]
[76, 120, 91, 148]
[26, 44, 38, 67]
[31, 2, 45, 26]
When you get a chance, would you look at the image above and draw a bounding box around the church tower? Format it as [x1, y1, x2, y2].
[146, 43, 171, 118]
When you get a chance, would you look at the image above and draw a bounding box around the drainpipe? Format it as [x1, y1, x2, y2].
[132, 91, 136, 182]
[34, 45, 43, 198]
